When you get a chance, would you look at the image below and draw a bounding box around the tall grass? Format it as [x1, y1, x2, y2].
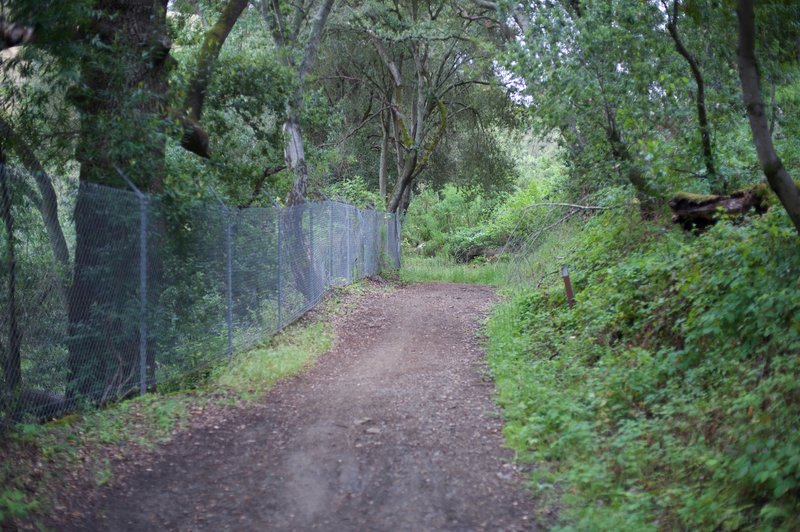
[400, 255, 509, 285]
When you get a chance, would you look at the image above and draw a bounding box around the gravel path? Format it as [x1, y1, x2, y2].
[64, 282, 537, 531]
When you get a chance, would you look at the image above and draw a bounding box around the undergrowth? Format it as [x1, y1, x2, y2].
[213, 322, 331, 401]
[487, 207, 800, 530]
[400, 255, 509, 285]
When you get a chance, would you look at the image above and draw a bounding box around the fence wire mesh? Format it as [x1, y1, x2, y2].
[0, 165, 401, 429]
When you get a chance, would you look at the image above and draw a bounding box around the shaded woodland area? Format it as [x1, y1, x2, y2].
[1, 0, 800, 529]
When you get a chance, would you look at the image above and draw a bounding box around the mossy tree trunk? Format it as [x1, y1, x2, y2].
[184, 0, 250, 123]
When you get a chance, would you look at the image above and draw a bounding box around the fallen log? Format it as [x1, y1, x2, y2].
[669, 184, 770, 231]
[454, 246, 503, 263]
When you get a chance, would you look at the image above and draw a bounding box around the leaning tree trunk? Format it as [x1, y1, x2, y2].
[0, 148, 22, 405]
[185, 0, 249, 122]
[171, 0, 249, 158]
[736, 0, 800, 234]
[604, 107, 660, 217]
[666, 0, 720, 190]
[379, 110, 390, 202]
[67, 0, 170, 405]
[0, 116, 70, 279]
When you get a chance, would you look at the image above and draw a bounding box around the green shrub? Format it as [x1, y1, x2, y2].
[403, 184, 493, 257]
[444, 226, 501, 262]
[324, 176, 384, 210]
[488, 207, 800, 530]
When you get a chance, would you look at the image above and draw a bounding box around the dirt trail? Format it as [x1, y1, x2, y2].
[64, 282, 537, 531]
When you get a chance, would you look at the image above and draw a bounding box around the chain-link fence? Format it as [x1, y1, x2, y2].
[0, 165, 401, 430]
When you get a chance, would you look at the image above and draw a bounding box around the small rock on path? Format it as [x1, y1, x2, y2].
[64, 282, 537, 531]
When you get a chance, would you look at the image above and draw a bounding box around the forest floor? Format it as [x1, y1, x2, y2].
[57, 282, 540, 531]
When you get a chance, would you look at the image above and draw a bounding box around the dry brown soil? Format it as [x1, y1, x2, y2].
[63, 282, 537, 531]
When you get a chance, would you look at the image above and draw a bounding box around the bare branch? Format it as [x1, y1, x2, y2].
[319, 106, 390, 148]
[523, 202, 613, 211]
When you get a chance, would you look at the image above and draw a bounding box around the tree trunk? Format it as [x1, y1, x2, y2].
[0, 149, 22, 402]
[0, 19, 34, 50]
[67, 0, 170, 404]
[379, 110, 390, 202]
[399, 182, 412, 213]
[604, 106, 660, 216]
[0, 116, 70, 275]
[280, 0, 336, 207]
[736, 0, 800, 234]
[666, 0, 719, 190]
[283, 112, 308, 206]
[388, 152, 418, 213]
[260, 0, 334, 305]
[174, 0, 249, 158]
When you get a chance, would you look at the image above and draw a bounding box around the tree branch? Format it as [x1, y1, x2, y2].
[0, 18, 34, 50]
[184, 0, 249, 122]
[168, 109, 211, 158]
[319, 106, 389, 148]
[523, 202, 613, 211]
[243, 164, 287, 207]
[0, 115, 70, 281]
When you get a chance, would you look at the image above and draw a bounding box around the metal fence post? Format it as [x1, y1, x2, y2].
[224, 210, 233, 356]
[328, 202, 333, 286]
[346, 207, 352, 283]
[115, 168, 149, 395]
[308, 205, 314, 296]
[210, 187, 234, 358]
[395, 213, 401, 269]
[276, 211, 283, 328]
[359, 210, 365, 278]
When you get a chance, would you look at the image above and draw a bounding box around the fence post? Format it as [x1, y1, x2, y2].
[561, 264, 575, 308]
[225, 209, 233, 356]
[308, 205, 314, 297]
[358, 210, 365, 279]
[115, 168, 148, 395]
[328, 202, 333, 286]
[346, 207, 352, 283]
[385, 213, 392, 270]
[276, 210, 283, 328]
[395, 213, 401, 269]
[210, 187, 234, 358]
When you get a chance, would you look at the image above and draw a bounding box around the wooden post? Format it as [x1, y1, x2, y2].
[561, 264, 575, 308]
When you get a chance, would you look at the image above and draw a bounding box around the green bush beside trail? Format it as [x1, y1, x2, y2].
[487, 208, 800, 530]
